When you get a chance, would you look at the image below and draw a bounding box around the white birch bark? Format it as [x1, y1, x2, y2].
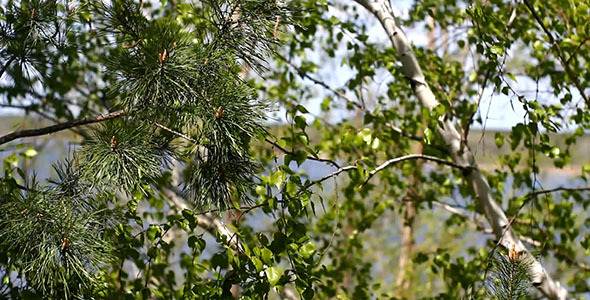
[354, 0, 569, 299]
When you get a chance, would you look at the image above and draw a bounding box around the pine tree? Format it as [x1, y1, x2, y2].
[0, 0, 294, 298]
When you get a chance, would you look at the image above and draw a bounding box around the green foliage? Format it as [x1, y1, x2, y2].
[486, 251, 533, 300]
[0, 180, 115, 299]
[78, 119, 173, 194]
[1, 0, 590, 299]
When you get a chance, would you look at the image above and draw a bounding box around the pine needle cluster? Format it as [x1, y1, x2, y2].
[1, 0, 295, 297]
[0, 179, 116, 299]
[485, 246, 533, 300]
[77, 119, 174, 194]
[94, 0, 290, 208]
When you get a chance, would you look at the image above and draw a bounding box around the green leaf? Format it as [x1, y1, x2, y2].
[359, 128, 372, 144]
[147, 224, 161, 243]
[4, 153, 18, 167]
[252, 257, 263, 272]
[490, 46, 503, 55]
[294, 115, 307, 130]
[300, 242, 316, 259]
[494, 132, 504, 148]
[265, 267, 282, 286]
[424, 128, 433, 144]
[270, 171, 286, 189]
[261, 248, 273, 265]
[255, 185, 266, 196]
[23, 147, 38, 158]
[371, 137, 380, 149]
[182, 209, 197, 230]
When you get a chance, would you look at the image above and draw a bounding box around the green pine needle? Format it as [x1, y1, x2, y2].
[0, 181, 115, 299]
[78, 119, 173, 194]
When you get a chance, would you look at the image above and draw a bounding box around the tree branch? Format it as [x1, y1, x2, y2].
[361, 154, 468, 187]
[527, 186, 590, 197]
[150, 121, 200, 144]
[264, 138, 341, 168]
[432, 188, 590, 272]
[0, 103, 89, 138]
[522, 0, 590, 108]
[0, 110, 126, 146]
[277, 53, 446, 149]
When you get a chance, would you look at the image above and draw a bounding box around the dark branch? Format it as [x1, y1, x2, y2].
[0, 110, 126, 145]
[526, 186, 590, 198]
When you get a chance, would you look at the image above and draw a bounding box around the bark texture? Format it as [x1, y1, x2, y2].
[354, 0, 568, 299]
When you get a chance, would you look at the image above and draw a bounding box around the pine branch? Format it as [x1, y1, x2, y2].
[0, 110, 126, 146]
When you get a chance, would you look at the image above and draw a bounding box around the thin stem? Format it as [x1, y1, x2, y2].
[264, 138, 340, 168]
[360, 154, 468, 187]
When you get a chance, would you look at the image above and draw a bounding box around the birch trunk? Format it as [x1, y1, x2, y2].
[354, 0, 569, 298]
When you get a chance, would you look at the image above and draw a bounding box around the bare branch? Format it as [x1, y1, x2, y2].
[302, 154, 467, 191]
[0, 110, 126, 146]
[304, 165, 357, 190]
[433, 196, 590, 272]
[276, 54, 361, 109]
[150, 122, 199, 144]
[361, 154, 468, 187]
[527, 186, 590, 197]
[461, 68, 491, 151]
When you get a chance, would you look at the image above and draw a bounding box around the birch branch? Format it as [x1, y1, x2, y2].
[522, 0, 590, 108]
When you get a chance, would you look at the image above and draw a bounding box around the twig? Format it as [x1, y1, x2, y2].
[276, 53, 362, 109]
[432, 200, 486, 229]
[506, 0, 521, 28]
[264, 138, 340, 168]
[461, 68, 491, 151]
[526, 186, 590, 197]
[0, 103, 89, 138]
[122, 39, 141, 49]
[522, 0, 590, 107]
[433, 198, 590, 271]
[151, 122, 199, 144]
[360, 154, 469, 188]
[302, 165, 357, 190]
[0, 110, 126, 145]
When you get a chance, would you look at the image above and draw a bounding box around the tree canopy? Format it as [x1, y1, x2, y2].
[0, 0, 589, 299]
